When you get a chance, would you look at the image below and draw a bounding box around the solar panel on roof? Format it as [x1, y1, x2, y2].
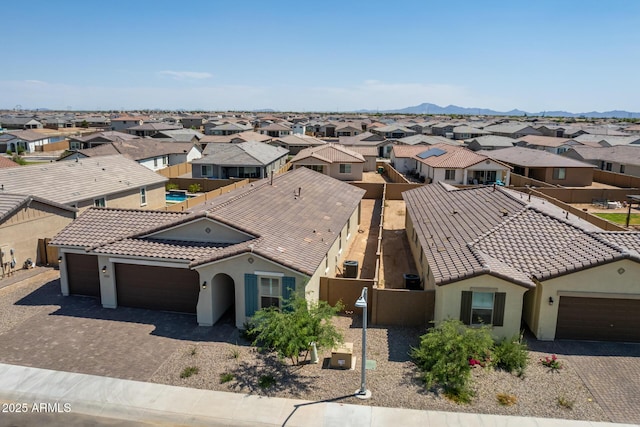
[417, 147, 446, 159]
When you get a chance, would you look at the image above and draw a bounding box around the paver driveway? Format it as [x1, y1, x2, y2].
[530, 338, 640, 425]
[0, 270, 238, 381]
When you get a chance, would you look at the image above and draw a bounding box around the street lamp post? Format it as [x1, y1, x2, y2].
[354, 287, 371, 399]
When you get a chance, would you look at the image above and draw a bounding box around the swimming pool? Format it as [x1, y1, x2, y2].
[166, 190, 193, 203]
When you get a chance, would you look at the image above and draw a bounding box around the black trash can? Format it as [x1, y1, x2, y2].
[343, 260, 359, 278]
[403, 273, 421, 290]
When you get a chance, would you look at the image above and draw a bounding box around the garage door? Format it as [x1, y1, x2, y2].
[556, 296, 640, 342]
[115, 264, 200, 314]
[66, 253, 100, 298]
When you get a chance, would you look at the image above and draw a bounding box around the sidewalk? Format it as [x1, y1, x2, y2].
[0, 363, 636, 427]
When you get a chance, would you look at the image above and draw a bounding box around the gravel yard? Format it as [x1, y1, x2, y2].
[149, 315, 608, 422]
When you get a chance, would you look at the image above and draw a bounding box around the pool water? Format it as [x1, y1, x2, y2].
[165, 191, 193, 202]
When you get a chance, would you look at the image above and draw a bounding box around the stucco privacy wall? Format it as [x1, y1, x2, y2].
[524, 259, 640, 341]
[0, 201, 75, 267]
[434, 275, 528, 340]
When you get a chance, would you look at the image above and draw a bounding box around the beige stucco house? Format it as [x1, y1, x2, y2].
[51, 168, 365, 328]
[403, 183, 640, 341]
[0, 155, 167, 212]
[290, 144, 365, 181]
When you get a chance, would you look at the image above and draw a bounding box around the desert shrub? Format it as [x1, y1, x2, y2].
[180, 366, 199, 378]
[188, 183, 202, 193]
[557, 395, 574, 409]
[258, 374, 276, 389]
[410, 319, 493, 401]
[166, 182, 179, 191]
[494, 334, 528, 375]
[496, 392, 518, 406]
[220, 372, 234, 384]
[540, 354, 562, 372]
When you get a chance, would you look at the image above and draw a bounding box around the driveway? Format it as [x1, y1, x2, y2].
[529, 338, 640, 425]
[0, 269, 238, 381]
[1, 270, 640, 424]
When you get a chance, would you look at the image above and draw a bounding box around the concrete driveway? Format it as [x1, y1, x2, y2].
[0, 269, 238, 381]
[529, 338, 640, 425]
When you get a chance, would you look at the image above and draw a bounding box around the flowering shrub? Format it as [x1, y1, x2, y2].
[540, 354, 562, 371]
[469, 358, 482, 367]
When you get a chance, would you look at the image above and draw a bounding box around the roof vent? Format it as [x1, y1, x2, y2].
[501, 208, 508, 216]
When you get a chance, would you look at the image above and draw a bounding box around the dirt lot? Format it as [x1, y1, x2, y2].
[380, 200, 418, 289]
[342, 199, 379, 279]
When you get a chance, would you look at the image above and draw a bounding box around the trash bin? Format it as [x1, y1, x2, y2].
[403, 273, 421, 290]
[343, 260, 359, 278]
[377, 166, 384, 174]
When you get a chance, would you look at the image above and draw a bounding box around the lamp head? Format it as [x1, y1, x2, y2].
[355, 297, 366, 308]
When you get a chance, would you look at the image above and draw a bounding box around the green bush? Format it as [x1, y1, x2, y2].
[258, 374, 276, 389]
[493, 334, 528, 375]
[410, 319, 493, 401]
[188, 183, 202, 193]
[180, 366, 199, 378]
[220, 372, 234, 384]
[166, 182, 179, 191]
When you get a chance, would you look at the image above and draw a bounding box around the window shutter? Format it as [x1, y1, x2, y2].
[493, 292, 506, 327]
[244, 274, 258, 317]
[460, 291, 472, 325]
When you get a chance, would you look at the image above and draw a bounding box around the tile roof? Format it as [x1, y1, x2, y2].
[272, 135, 326, 147]
[396, 144, 499, 169]
[0, 156, 19, 169]
[196, 141, 288, 166]
[290, 144, 365, 164]
[403, 183, 640, 288]
[2, 130, 49, 141]
[566, 145, 640, 165]
[72, 131, 140, 143]
[574, 134, 640, 146]
[478, 147, 595, 168]
[397, 135, 459, 146]
[50, 208, 188, 248]
[464, 135, 516, 148]
[516, 135, 574, 147]
[0, 155, 167, 206]
[52, 168, 365, 276]
[70, 140, 198, 162]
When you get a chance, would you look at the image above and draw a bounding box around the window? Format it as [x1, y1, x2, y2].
[460, 291, 506, 327]
[201, 165, 213, 177]
[552, 167, 566, 180]
[163, 156, 168, 165]
[346, 217, 351, 240]
[339, 164, 351, 174]
[606, 162, 612, 171]
[620, 165, 625, 174]
[445, 169, 456, 180]
[325, 257, 329, 273]
[308, 164, 324, 173]
[260, 277, 280, 309]
[470, 292, 494, 325]
[140, 187, 147, 206]
[338, 232, 342, 254]
[154, 158, 158, 167]
[94, 197, 106, 207]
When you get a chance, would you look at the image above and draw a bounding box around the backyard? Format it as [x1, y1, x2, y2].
[593, 212, 640, 225]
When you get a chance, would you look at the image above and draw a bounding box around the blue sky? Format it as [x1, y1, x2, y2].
[2, 0, 639, 112]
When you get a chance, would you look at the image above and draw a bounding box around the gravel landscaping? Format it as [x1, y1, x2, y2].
[149, 315, 609, 422]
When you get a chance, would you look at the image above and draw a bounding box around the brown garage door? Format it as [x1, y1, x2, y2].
[66, 253, 100, 298]
[556, 296, 640, 342]
[115, 264, 200, 314]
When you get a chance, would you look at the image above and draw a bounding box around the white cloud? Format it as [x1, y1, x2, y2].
[158, 71, 213, 80]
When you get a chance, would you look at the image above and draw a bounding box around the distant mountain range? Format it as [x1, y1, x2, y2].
[356, 103, 640, 118]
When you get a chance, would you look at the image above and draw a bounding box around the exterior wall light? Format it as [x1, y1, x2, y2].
[202, 281, 207, 290]
[548, 296, 554, 305]
[58, 256, 63, 264]
[101, 266, 107, 274]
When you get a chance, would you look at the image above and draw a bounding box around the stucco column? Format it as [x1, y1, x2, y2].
[59, 251, 69, 296]
[98, 255, 117, 309]
[463, 169, 468, 185]
[505, 170, 511, 186]
[196, 271, 213, 326]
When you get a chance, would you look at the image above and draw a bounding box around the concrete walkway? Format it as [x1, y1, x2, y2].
[0, 363, 636, 427]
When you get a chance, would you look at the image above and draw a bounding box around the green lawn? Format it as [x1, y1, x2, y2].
[594, 212, 640, 225]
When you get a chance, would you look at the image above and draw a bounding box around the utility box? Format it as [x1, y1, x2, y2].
[330, 342, 354, 369]
[343, 260, 358, 278]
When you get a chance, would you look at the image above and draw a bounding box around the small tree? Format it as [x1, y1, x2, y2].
[250, 292, 344, 365]
[188, 183, 201, 193]
[80, 120, 89, 128]
[411, 319, 493, 401]
[166, 182, 179, 191]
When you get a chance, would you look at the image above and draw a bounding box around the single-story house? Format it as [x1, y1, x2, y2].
[478, 146, 595, 187]
[69, 131, 141, 150]
[483, 123, 543, 139]
[110, 116, 145, 132]
[126, 123, 182, 137]
[573, 134, 640, 147]
[258, 123, 293, 138]
[151, 129, 204, 143]
[346, 146, 378, 172]
[370, 124, 417, 139]
[0, 154, 167, 211]
[0, 130, 52, 154]
[192, 141, 288, 179]
[452, 125, 491, 140]
[391, 144, 511, 185]
[269, 135, 326, 155]
[204, 122, 253, 136]
[563, 145, 640, 177]
[290, 144, 365, 180]
[199, 131, 272, 150]
[403, 182, 640, 341]
[51, 167, 365, 328]
[465, 135, 516, 151]
[0, 193, 77, 270]
[0, 116, 43, 130]
[396, 135, 459, 146]
[339, 132, 393, 158]
[181, 115, 206, 130]
[514, 135, 581, 154]
[335, 123, 362, 137]
[59, 140, 202, 172]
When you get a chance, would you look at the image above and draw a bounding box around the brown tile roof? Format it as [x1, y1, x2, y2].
[394, 143, 500, 169]
[72, 140, 197, 162]
[52, 168, 365, 276]
[404, 183, 640, 287]
[4, 130, 49, 142]
[478, 146, 595, 168]
[515, 135, 573, 147]
[0, 193, 76, 224]
[291, 144, 365, 164]
[50, 208, 188, 248]
[0, 156, 19, 169]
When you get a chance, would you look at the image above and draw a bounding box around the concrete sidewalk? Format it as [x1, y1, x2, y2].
[0, 363, 636, 427]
